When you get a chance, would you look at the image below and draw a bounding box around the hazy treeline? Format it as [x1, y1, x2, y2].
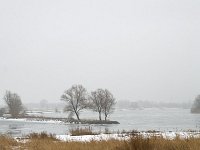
[117, 100, 192, 109]
[191, 95, 200, 113]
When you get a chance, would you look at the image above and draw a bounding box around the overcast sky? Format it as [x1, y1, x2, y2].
[0, 0, 200, 104]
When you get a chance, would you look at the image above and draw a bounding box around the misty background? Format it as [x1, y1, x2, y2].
[0, 0, 200, 105]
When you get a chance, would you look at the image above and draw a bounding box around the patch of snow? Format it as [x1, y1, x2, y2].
[56, 134, 129, 142]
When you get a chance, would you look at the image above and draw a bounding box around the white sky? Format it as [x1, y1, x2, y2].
[0, 0, 200, 103]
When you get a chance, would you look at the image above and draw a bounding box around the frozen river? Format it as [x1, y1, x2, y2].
[0, 108, 200, 137]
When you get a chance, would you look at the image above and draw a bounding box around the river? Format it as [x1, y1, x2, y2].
[0, 108, 200, 137]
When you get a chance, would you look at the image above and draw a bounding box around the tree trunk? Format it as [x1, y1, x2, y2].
[75, 111, 80, 121]
[99, 112, 101, 121]
[105, 114, 107, 121]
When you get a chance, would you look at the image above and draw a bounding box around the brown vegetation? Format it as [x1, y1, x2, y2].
[1, 133, 200, 150]
[27, 132, 57, 140]
[0, 135, 18, 150]
[69, 127, 98, 136]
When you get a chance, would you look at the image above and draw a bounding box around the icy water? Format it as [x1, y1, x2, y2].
[1, 108, 200, 137]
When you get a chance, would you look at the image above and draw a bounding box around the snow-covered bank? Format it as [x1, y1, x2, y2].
[0, 117, 118, 125]
[0, 117, 64, 124]
[142, 131, 200, 139]
[55, 131, 200, 142]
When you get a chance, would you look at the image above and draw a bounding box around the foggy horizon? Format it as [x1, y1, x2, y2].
[0, 0, 200, 104]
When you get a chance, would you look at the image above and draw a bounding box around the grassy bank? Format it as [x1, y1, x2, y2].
[1, 133, 200, 150]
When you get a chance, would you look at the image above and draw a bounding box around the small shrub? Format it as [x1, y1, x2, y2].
[104, 128, 112, 134]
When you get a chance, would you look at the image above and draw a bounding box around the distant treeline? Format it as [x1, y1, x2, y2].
[117, 100, 192, 109]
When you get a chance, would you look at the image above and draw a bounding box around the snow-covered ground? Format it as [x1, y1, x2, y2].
[56, 131, 200, 142]
[56, 134, 129, 142]
[14, 131, 200, 143]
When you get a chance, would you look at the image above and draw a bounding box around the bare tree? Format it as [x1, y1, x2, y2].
[90, 89, 116, 121]
[61, 84, 88, 121]
[89, 89, 105, 121]
[102, 89, 116, 121]
[3, 91, 24, 118]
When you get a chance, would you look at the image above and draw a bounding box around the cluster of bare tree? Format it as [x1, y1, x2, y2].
[61, 84, 116, 121]
[2, 91, 24, 118]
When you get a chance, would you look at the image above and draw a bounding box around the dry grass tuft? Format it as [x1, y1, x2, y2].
[27, 132, 57, 140]
[69, 127, 98, 136]
[0, 135, 19, 150]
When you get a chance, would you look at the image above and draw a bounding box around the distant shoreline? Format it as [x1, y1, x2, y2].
[1, 116, 120, 124]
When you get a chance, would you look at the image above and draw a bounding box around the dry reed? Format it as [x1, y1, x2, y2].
[1, 133, 200, 150]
